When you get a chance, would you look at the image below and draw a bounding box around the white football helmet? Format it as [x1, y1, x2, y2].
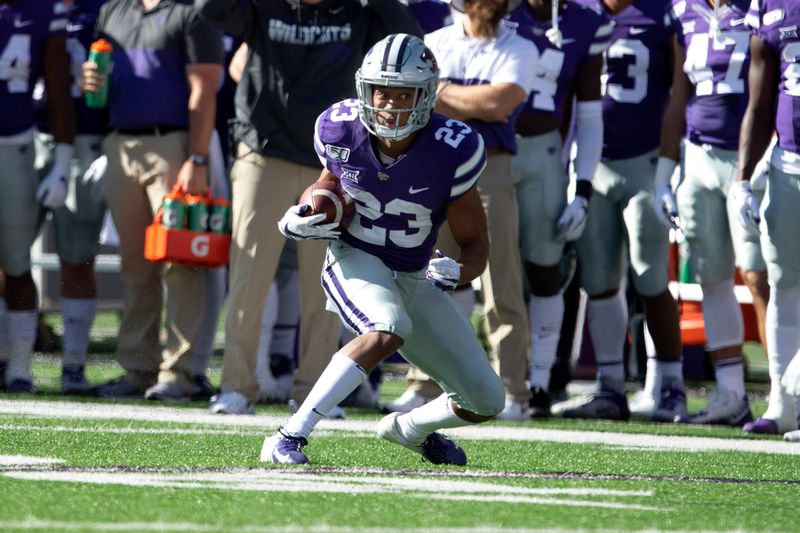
[355, 34, 439, 141]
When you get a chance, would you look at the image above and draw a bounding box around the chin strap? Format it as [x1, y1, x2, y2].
[546, 0, 563, 48]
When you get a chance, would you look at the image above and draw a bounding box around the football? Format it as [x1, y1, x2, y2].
[299, 180, 356, 231]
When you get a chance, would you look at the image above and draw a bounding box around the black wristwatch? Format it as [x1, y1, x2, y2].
[187, 153, 208, 166]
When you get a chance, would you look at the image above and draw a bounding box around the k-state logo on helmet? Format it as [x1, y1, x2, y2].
[325, 144, 350, 162]
[191, 235, 210, 257]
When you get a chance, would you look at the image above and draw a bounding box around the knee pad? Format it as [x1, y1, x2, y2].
[701, 278, 744, 350]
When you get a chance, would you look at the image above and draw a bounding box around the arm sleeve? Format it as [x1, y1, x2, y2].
[574, 100, 603, 181]
[194, 0, 254, 38]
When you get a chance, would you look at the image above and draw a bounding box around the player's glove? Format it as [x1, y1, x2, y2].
[37, 143, 73, 209]
[277, 204, 341, 240]
[556, 180, 592, 242]
[82, 155, 108, 204]
[425, 250, 460, 291]
[730, 180, 761, 234]
[652, 156, 680, 229]
[781, 352, 800, 396]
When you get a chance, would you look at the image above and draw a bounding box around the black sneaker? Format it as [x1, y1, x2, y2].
[561, 388, 631, 421]
[190, 374, 218, 401]
[7, 378, 35, 394]
[529, 386, 552, 418]
[61, 365, 91, 395]
[421, 432, 467, 466]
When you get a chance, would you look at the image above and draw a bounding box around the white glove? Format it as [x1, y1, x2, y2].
[82, 155, 108, 204]
[37, 143, 73, 209]
[556, 196, 589, 242]
[277, 204, 340, 240]
[730, 180, 761, 234]
[425, 250, 460, 291]
[781, 351, 800, 396]
[652, 157, 680, 229]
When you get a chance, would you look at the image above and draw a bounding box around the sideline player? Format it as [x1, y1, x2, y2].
[0, 0, 75, 393]
[505, 0, 613, 419]
[261, 34, 504, 465]
[654, 0, 756, 426]
[735, 0, 800, 437]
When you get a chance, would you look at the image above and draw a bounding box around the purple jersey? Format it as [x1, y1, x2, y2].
[314, 99, 487, 272]
[601, 0, 672, 160]
[747, 0, 800, 154]
[0, 0, 68, 137]
[408, 0, 452, 34]
[669, 0, 751, 149]
[506, 1, 613, 123]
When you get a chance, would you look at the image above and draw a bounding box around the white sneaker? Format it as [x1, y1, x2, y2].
[288, 399, 346, 419]
[677, 387, 753, 426]
[209, 391, 255, 415]
[495, 398, 529, 421]
[629, 389, 658, 419]
[380, 389, 430, 414]
[784, 430, 800, 442]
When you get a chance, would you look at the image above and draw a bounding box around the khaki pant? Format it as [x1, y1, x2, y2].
[404, 154, 530, 403]
[223, 148, 340, 403]
[103, 131, 206, 391]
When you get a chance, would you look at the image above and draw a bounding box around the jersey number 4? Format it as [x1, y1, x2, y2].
[0, 35, 31, 94]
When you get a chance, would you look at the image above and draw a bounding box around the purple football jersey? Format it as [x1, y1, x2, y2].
[0, 0, 68, 137]
[314, 99, 487, 272]
[506, 1, 613, 123]
[747, 0, 800, 154]
[601, 0, 672, 160]
[670, 0, 751, 149]
[37, 0, 109, 135]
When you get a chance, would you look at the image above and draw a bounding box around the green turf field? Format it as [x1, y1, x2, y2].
[0, 314, 795, 532]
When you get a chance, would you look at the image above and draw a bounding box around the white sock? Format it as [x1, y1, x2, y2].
[701, 278, 744, 351]
[60, 298, 97, 367]
[714, 358, 746, 397]
[6, 310, 38, 383]
[658, 359, 683, 381]
[283, 352, 366, 438]
[450, 288, 475, 322]
[588, 291, 627, 392]
[528, 294, 564, 389]
[189, 267, 226, 377]
[763, 286, 800, 421]
[397, 393, 470, 445]
[640, 322, 659, 399]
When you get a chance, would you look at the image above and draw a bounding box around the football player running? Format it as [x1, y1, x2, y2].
[735, 0, 800, 438]
[505, 0, 613, 419]
[655, 0, 758, 426]
[261, 34, 504, 465]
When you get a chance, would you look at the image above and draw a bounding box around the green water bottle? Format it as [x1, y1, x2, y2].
[85, 39, 113, 109]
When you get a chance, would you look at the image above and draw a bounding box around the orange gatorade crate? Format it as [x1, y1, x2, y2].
[144, 186, 231, 267]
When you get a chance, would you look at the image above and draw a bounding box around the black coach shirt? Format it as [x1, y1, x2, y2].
[196, 0, 421, 167]
[97, 0, 224, 129]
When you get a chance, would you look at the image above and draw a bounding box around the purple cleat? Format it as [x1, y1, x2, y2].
[743, 418, 779, 434]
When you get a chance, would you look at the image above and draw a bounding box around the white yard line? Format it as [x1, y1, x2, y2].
[3, 469, 662, 512]
[0, 399, 796, 455]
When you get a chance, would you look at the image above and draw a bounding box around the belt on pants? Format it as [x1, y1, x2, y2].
[115, 125, 187, 136]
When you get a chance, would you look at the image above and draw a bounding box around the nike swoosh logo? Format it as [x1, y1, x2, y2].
[311, 408, 327, 417]
[408, 186, 429, 194]
[629, 27, 647, 35]
[731, 18, 745, 26]
[560, 38, 576, 45]
[14, 19, 33, 28]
